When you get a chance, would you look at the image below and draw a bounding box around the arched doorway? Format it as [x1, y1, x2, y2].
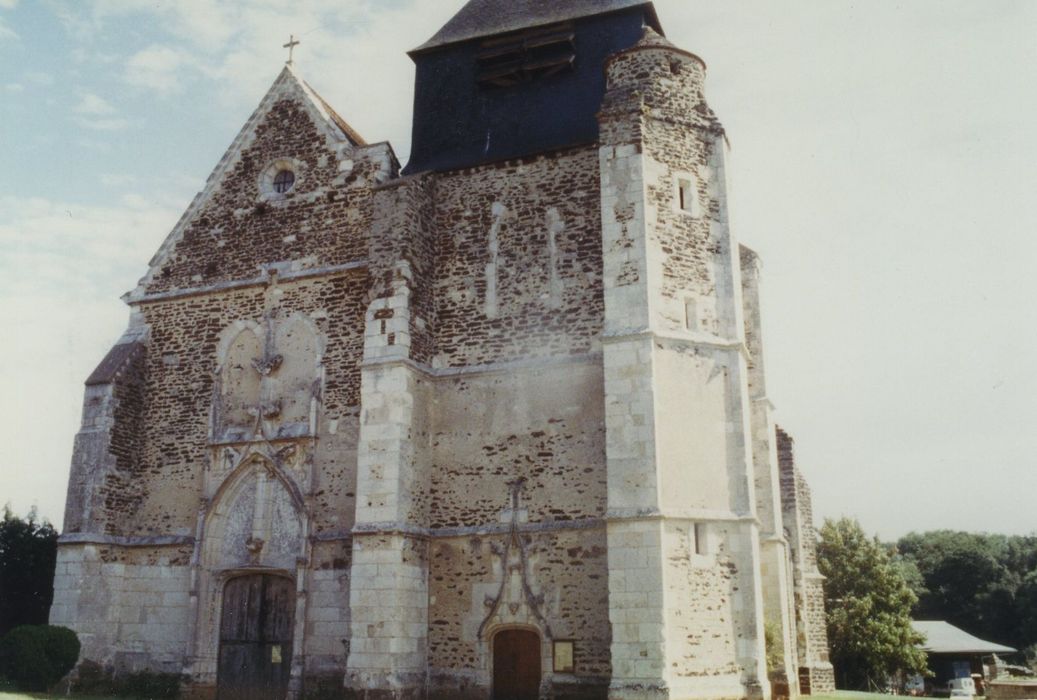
[492, 629, 542, 700]
[217, 574, 294, 700]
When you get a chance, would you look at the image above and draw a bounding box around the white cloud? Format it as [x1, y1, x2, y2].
[5, 82, 23, 92]
[80, 117, 130, 131]
[0, 0, 19, 9]
[100, 173, 137, 188]
[73, 91, 129, 130]
[74, 92, 116, 115]
[124, 44, 194, 95]
[25, 70, 53, 86]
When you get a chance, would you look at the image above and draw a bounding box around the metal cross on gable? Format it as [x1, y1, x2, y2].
[283, 35, 300, 65]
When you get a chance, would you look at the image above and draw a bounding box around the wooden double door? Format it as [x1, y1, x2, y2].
[493, 629, 542, 700]
[217, 574, 295, 700]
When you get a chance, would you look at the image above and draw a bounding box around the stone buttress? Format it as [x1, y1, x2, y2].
[777, 430, 836, 695]
[741, 247, 801, 696]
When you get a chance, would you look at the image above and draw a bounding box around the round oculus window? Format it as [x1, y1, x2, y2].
[273, 169, 296, 194]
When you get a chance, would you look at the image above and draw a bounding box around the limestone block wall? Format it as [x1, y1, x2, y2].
[662, 520, 765, 699]
[346, 167, 437, 696]
[51, 544, 193, 672]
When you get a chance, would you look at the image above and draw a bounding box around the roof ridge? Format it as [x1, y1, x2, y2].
[411, 0, 660, 55]
[295, 71, 367, 146]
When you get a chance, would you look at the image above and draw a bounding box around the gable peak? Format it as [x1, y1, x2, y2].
[270, 65, 366, 146]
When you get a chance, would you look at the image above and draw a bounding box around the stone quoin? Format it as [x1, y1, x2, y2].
[53, 1, 835, 698]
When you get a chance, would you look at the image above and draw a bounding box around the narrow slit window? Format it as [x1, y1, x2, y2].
[693, 522, 708, 555]
[684, 298, 697, 331]
[678, 177, 698, 216]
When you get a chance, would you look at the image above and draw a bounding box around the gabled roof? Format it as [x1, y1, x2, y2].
[128, 66, 366, 299]
[913, 621, 1017, 655]
[411, 0, 660, 55]
[85, 341, 145, 386]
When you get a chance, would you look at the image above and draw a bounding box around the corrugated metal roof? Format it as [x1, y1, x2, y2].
[411, 0, 660, 54]
[913, 621, 1017, 655]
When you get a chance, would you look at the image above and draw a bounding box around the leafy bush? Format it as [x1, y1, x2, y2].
[73, 660, 183, 699]
[119, 669, 183, 699]
[0, 624, 80, 691]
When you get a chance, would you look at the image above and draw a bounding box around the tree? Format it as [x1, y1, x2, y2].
[898, 530, 1026, 648]
[817, 518, 928, 690]
[0, 505, 59, 636]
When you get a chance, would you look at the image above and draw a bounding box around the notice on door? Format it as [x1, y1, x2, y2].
[271, 645, 282, 663]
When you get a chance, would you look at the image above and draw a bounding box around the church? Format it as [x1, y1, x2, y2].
[51, 1, 834, 698]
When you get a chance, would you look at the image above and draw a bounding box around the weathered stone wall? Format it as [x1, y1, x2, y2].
[54, 22, 830, 698]
[431, 147, 604, 368]
[55, 69, 382, 690]
[598, 30, 769, 699]
[986, 680, 1037, 700]
[663, 520, 766, 699]
[139, 80, 391, 295]
[62, 334, 147, 536]
[424, 361, 610, 696]
[127, 272, 368, 536]
[426, 527, 611, 698]
[429, 362, 606, 528]
[742, 246, 801, 692]
[50, 544, 193, 672]
[778, 428, 836, 694]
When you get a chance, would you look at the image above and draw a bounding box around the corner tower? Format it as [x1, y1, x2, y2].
[598, 29, 771, 699]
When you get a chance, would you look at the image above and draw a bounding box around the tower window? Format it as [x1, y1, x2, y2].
[477, 23, 576, 88]
[676, 174, 702, 218]
[273, 169, 296, 194]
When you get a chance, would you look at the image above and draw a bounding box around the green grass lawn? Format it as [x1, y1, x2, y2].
[805, 693, 918, 700]
[0, 688, 938, 700]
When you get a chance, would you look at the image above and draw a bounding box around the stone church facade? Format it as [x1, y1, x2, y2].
[51, 2, 834, 698]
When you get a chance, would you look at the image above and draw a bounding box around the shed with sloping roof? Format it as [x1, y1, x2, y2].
[913, 620, 1017, 690]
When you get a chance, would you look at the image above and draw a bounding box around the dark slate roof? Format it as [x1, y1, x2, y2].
[913, 621, 1017, 655]
[411, 0, 660, 54]
[85, 341, 144, 386]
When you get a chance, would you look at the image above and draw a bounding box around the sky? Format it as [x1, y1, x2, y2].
[1, 0, 1035, 542]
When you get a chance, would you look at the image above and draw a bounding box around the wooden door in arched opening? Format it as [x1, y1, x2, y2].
[217, 574, 294, 700]
[493, 629, 542, 700]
